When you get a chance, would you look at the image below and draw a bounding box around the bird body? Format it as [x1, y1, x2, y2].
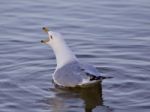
[41, 27, 104, 87]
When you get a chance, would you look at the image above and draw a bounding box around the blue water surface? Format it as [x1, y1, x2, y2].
[0, 0, 150, 112]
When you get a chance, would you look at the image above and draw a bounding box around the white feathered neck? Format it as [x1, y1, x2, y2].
[47, 31, 77, 69]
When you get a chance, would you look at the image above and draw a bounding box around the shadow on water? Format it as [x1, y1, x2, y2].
[44, 82, 112, 112]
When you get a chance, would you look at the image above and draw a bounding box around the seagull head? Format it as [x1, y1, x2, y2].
[41, 27, 64, 47]
[41, 27, 77, 68]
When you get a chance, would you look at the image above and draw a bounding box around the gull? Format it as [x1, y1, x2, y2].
[41, 27, 106, 87]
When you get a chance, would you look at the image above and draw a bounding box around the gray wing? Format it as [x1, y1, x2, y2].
[80, 62, 112, 80]
[53, 62, 89, 87]
[79, 62, 108, 81]
[79, 62, 101, 76]
[53, 61, 104, 87]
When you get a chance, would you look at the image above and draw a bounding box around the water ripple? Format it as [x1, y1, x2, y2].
[0, 0, 150, 112]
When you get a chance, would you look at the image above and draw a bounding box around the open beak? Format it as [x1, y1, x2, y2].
[42, 27, 49, 33]
[41, 27, 50, 44]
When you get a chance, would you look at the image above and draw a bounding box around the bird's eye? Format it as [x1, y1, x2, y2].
[50, 35, 53, 39]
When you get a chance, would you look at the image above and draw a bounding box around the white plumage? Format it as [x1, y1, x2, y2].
[41, 27, 104, 87]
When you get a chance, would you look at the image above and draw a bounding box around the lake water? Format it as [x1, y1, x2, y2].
[0, 0, 150, 112]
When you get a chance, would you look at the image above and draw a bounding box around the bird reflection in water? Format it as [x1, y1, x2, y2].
[45, 81, 112, 112]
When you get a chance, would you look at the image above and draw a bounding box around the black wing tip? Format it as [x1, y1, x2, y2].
[90, 76, 113, 81]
